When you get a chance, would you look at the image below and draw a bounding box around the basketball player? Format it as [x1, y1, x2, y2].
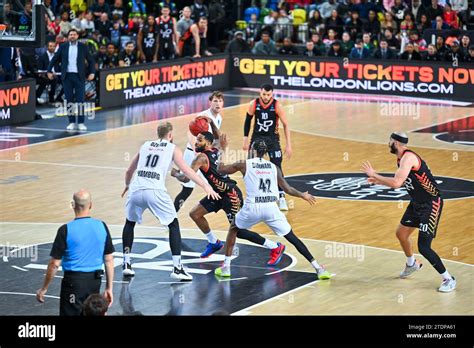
[178, 16, 212, 58]
[120, 122, 220, 280]
[156, 5, 179, 60]
[243, 84, 292, 211]
[171, 91, 224, 212]
[362, 132, 456, 292]
[137, 15, 159, 63]
[214, 140, 332, 279]
[174, 132, 285, 261]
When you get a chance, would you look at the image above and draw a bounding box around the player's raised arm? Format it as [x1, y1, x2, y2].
[276, 101, 292, 160]
[173, 147, 220, 200]
[276, 167, 316, 205]
[218, 160, 246, 176]
[121, 153, 140, 197]
[243, 100, 255, 151]
[362, 153, 417, 189]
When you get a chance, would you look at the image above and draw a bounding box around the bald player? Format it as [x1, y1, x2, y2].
[362, 132, 456, 293]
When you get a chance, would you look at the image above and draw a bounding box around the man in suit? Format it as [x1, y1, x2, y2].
[47, 28, 95, 131]
[36, 40, 61, 104]
[349, 39, 370, 59]
[373, 39, 396, 59]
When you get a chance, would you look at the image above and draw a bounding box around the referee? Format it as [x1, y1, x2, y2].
[36, 189, 115, 315]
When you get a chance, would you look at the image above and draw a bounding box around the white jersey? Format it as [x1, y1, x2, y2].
[244, 157, 279, 204]
[130, 139, 175, 192]
[186, 108, 222, 148]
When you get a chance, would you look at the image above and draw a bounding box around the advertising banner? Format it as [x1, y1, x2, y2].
[99, 55, 230, 108]
[0, 78, 36, 126]
[231, 54, 474, 102]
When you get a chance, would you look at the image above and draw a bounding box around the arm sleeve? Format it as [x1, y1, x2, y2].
[102, 222, 115, 255]
[244, 113, 253, 136]
[50, 224, 67, 259]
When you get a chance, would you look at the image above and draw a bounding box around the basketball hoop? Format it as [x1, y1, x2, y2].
[0, 24, 6, 36]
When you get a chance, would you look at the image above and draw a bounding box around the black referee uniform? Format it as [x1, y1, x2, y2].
[50, 217, 114, 316]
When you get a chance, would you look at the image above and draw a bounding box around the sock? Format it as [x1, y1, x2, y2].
[279, 191, 285, 198]
[311, 260, 321, 270]
[440, 270, 452, 280]
[407, 255, 415, 266]
[224, 256, 232, 267]
[263, 239, 278, 250]
[123, 253, 130, 264]
[205, 231, 218, 244]
[172, 255, 181, 268]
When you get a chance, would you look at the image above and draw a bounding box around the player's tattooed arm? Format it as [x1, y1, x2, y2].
[276, 167, 316, 205]
[218, 160, 246, 175]
[362, 154, 415, 189]
[174, 154, 208, 183]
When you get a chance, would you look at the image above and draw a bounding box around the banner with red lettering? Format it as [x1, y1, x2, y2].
[99, 55, 229, 108]
[0, 78, 36, 126]
[230, 55, 474, 103]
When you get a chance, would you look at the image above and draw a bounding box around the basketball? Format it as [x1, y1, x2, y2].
[189, 117, 209, 136]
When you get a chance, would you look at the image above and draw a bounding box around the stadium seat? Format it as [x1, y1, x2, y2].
[291, 8, 307, 25]
[71, 0, 87, 12]
[259, 8, 271, 23]
[244, 7, 260, 23]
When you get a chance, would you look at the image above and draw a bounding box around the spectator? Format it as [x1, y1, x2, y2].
[190, 0, 208, 21]
[325, 9, 343, 35]
[111, 0, 128, 22]
[59, 11, 73, 38]
[58, 1, 74, 21]
[105, 43, 119, 68]
[71, 11, 86, 35]
[95, 12, 111, 39]
[81, 11, 95, 36]
[373, 38, 396, 59]
[424, 44, 441, 61]
[383, 0, 395, 12]
[432, 15, 449, 30]
[417, 14, 431, 34]
[179, 16, 211, 58]
[109, 20, 124, 47]
[225, 31, 251, 53]
[383, 28, 399, 50]
[94, 43, 108, 70]
[465, 45, 474, 62]
[246, 13, 260, 44]
[252, 30, 278, 55]
[208, 0, 225, 47]
[119, 41, 139, 66]
[435, 35, 448, 56]
[311, 33, 327, 54]
[320, 0, 338, 19]
[345, 10, 363, 40]
[275, 9, 292, 42]
[327, 41, 345, 57]
[36, 40, 61, 105]
[380, 12, 398, 33]
[36, 189, 114, 316]
[352, 0, 377, 20]
[350, 39, 370, 59]
[43, 0, 56, 22]
[400, 13, 415, 32]
[411, 0, 426, 23]
[426, 0, 444, 22]
[47, 28, 95, 131]
[323, 28, 338, 49]
[362, 33, 375, 55]
[0, 47, 19, 82]
[443, 4, 459, 29]
[391, 0, 407, 24]
[341, 31, 354, 54]
[177, 6, 193, 38]
[450, 0, 469, 30]
[90, 0, 111, 21]
[279, 37, 299, 55]
[308, 9, 324, 35]
[400, 42, 422, 60]
[409, 31, 427, 52]
[444, 40, 464, 62]
[303, 40, 322, 57]
[263, 10, 278, 26]
[83, 294, 109, 316]
[460, 35, 471, 56]
[364, 10, 381, 34]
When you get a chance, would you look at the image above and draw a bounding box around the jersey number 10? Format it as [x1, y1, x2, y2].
[145, 154, 160, 168]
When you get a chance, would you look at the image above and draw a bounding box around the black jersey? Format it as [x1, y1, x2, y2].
[397, 149, 441, 202]
[118, 50, 138, 66]
[201, 148, 236, 193]
[141, 24, 158, 53]
[251, 98, 280, 138]
[156, 16, 174, 45]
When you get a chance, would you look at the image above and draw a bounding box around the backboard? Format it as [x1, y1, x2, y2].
[0, 1, 44, 48]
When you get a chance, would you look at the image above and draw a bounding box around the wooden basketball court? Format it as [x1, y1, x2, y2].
[0, 90, 472, 315]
